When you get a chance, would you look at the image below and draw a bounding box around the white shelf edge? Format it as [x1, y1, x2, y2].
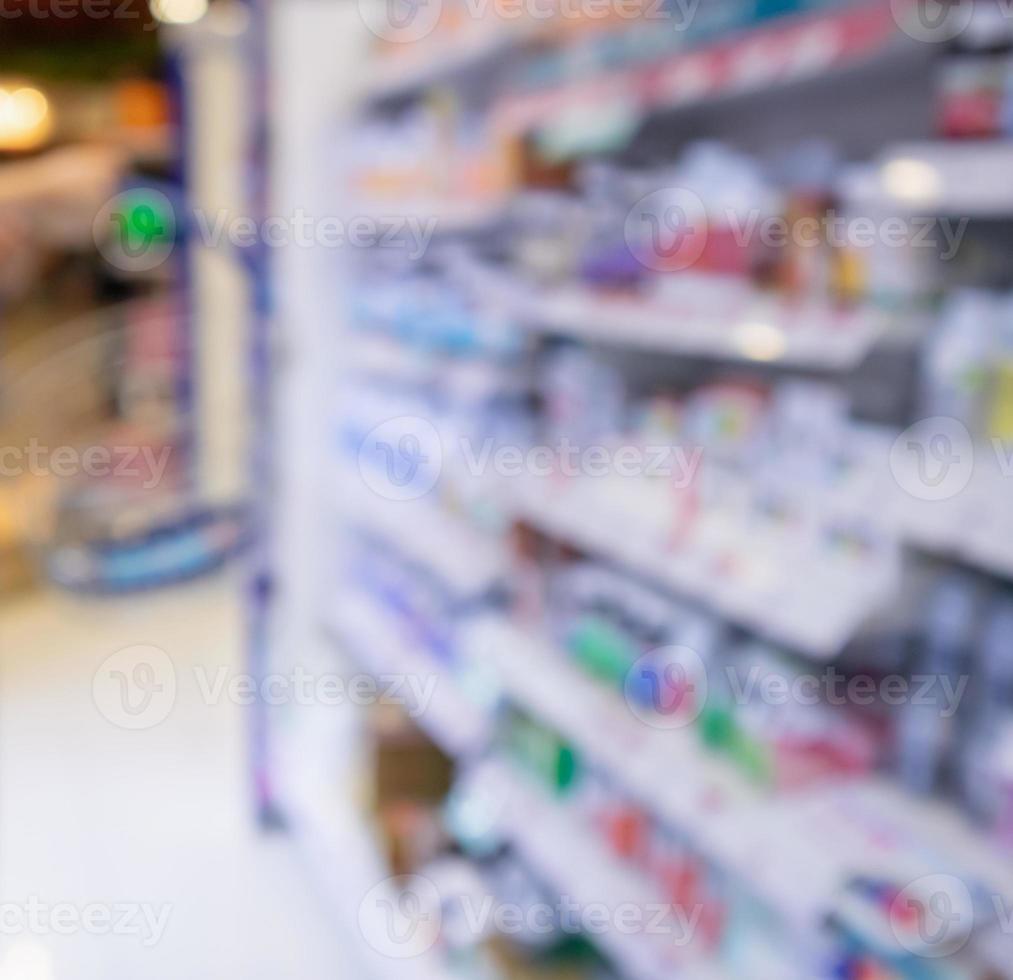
[325, 592, 493, 758]
[468, 758, 730, 980]
[510, 284, 891, 371]
[509, 482, 892, 659]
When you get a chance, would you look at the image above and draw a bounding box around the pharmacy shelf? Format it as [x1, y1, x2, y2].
[905, 523, 1013, 584]
[363, 0, 913, 118]
[498, 279, 891, 370]
[335, 476, 512, 599]
[875, 141, 1013, 217]
[891, 450, 1013, 581]
[508, 478, 896, 659]
[288, 789, 459, 980]
[364, 34, 503, 101]
[363, 19, 545, 102]
[467, 617, 757, 837]
[325, 597, 736, 976]
[342, 334, 522, 388]
[330, 594, 734, 976]
[467, 618, 1013, 948]
[321, 534, 1013, 962]
[467, 617, 828, 937]
[906, 521, 1013, 583]
[494, 0, 910, 137]
[276, 704, 459, 980]
[703, 776, 1013, 947]
[350, 196, 509, 234]
[464, 759, 730, 980]
[326, 591, 493, 758]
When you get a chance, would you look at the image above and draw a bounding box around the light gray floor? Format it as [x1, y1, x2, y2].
[0, 574, 349, 980]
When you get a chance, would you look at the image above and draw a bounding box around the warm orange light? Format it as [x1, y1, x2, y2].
[0, 85, 53, 152]
[149, 0, 209, 25]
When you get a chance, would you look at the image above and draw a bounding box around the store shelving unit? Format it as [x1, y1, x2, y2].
[264, 1, 1013, 978]
[323, 578, 1013, 975]
[509, 476, 899, 659]
[318, 577, 1013, 973]
[326, 591, 494, 759]
[277, 701, 461, 980]
[462, 759, 734, 980]
[492, 0, 917, 138]
[874, 140, 1013, 216]
[506, 282, 894, 369]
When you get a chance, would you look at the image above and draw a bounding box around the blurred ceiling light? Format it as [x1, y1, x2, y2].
[149, 0, 209, 25]
[0, 84, 52, 152]
[733, 322, 787, 362]
[882, 158, 943, 206]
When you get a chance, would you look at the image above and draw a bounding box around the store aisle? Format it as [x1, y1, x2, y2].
[0, 574, 350, 980]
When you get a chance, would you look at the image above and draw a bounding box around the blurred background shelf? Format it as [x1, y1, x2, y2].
[503, 281, 893, 369]
[874, 141, 1013, 216]
[470, 617, 758, 837]
[464, 759, 729, 980]
[261, 2, 1013, 979]
[325, 591, 493, 760]
[494, 0, 915, 139]
[510, 479, 895, 659]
